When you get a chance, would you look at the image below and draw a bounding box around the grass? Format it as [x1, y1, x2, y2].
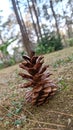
[0, 47, 73, 130]
[52, 54, 73, 68]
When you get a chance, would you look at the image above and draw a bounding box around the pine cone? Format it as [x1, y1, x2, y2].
[19, 52, 57, 106]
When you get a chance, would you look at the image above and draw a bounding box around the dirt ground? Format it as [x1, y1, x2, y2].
[0, 47, 73, 130]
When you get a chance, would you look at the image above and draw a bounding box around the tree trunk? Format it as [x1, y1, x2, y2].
[61, 0, 72, 38]
[68, 0, 73, 37]
[68, 0, 73, 18]
[65, 16, 71, 38]
[50, 0, 60, 37]
[27, 0, 39, 41]
[11, 0, 34, 56]
[0, 33, 4, 44]
[31, 0, 42, 39]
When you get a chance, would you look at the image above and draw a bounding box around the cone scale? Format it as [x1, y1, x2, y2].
[19, 52, 57, 106]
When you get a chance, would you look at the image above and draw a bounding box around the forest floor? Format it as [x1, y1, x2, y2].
[0, 47, 73, 130]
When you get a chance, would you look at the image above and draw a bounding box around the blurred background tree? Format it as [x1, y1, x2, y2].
[0, 0, 73, 68]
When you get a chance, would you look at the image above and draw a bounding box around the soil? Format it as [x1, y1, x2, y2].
[0, 47, 73, 130]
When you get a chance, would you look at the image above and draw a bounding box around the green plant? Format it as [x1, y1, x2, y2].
[0, 62, 4, 69]
[36, 43, 47, 54]
[0, 57, 16, 69]
[67, 38, 73, 47]
[53, 59, 64, 68]
[36, 34, 63, 54]
[53, 54, 73, 68]
[58, 79, 68, 91]
[0, 38, 17, 55]
[7, 57, 16, 66]
[48, 35, 63, 51]
[0, 38, 17, 69]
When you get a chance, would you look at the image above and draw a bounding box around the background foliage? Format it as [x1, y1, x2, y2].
[0, 0, 73, 68]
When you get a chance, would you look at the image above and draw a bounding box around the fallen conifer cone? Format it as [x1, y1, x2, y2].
[19, 52, 57, 106]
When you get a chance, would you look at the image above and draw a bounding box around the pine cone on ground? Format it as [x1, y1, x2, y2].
[19, 52, 57, 106]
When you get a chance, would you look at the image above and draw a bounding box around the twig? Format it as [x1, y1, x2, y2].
[23, 108, 38, 121]
[26, 119, 66, 128]
[23, 108, 41, 126]
[0, 104, 21, 119]
[30, 128, 56, 130]
[0, 104, 66, 128]
[48, 110, 73, 117]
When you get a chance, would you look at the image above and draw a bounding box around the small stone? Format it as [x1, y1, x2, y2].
[68, 118, 71, 125]
[58, 114, 60, 118]
[16, 124, 20, 129]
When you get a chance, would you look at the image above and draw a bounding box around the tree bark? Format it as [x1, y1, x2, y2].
[11, 0, 34, 56]
[68, 0, 73, 18]
[61, 0, 72, 38]
[31, 0, 42, 39]
[0, 33, 4, 44]
[50, 0, 60, 37]
[27, 0, 39, 41]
